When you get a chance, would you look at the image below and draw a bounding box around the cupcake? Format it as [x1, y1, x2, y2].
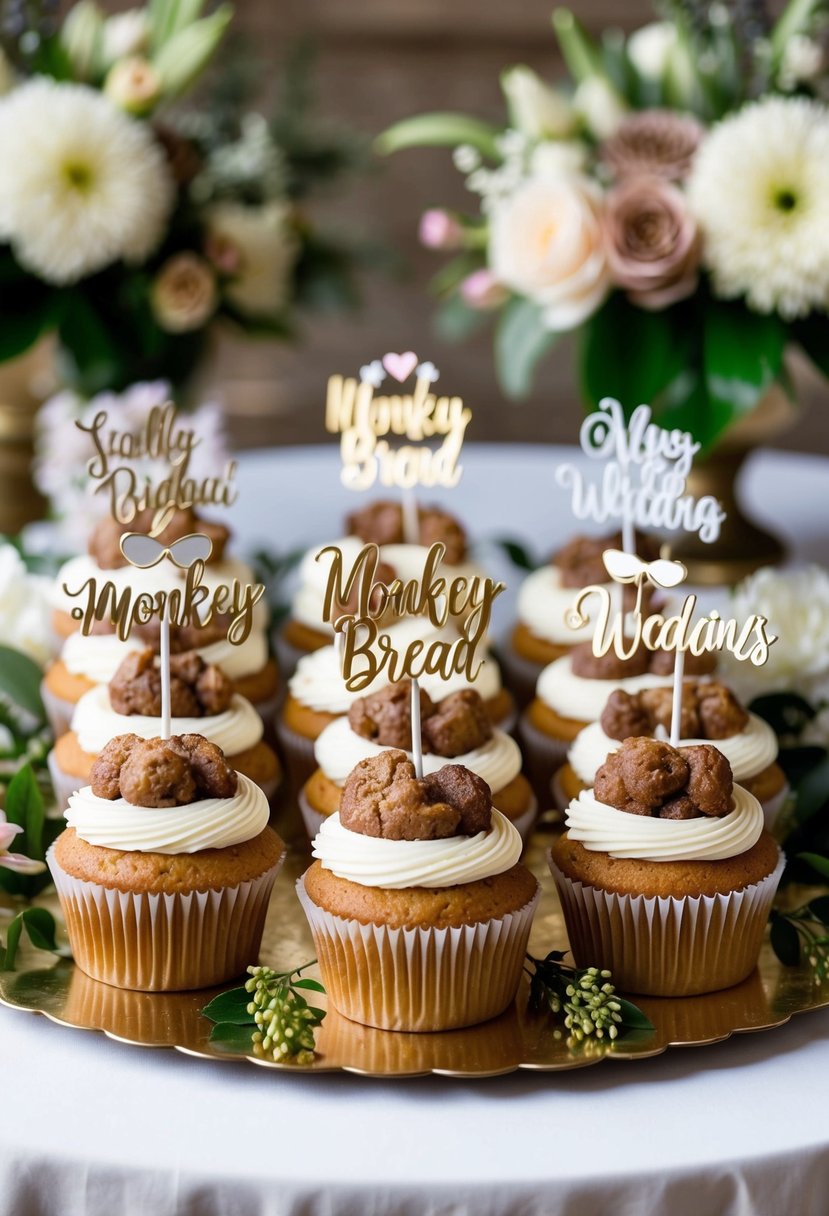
[49, 649, 281, 808]
[42, 613, 279, 738]
[300, 682, 536, 842]
[557, 681, 788, 828]
[277, 616, 516, 788]
[504, 531, 659, 705]
[298, 749, 539, 1030]
[279, 500, 490, 670]
[550, 737, 784, 996]
[48, 508, 262, 642]
[48, 733, 285, 991]
[519, 641, 716, 791]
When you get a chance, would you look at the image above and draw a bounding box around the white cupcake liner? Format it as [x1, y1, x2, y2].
[41, 680, 77, 740]
[518, 707, 571, 792]
[48, 843, 284, 992]
[297, 873, 540, 1032]
[274, 717, 319, 791]
[497, 644, 545, 710]
[762, 783, 790, 833]
[549, 850, 785, 998]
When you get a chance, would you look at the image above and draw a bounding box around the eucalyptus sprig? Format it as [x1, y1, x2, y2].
[525, 950, 654, 1042]
[202, 961, 326, 1065]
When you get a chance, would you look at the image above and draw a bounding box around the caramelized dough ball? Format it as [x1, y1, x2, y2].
[421, 689, 493, 757]
[119, 738, 197, 808]
[348, 681, 437, 751]
[340, 750, 460, 840]
[600, 690, 651, 742]
[679, 744, 733, 817]
[90, 734, 143, 799]
[571, 641, 650, 680]
[173, 734, 238, 799]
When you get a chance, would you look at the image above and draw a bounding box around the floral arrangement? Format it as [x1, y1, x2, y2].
[0, 0, 368, 394]
[379, 1, 829, 448]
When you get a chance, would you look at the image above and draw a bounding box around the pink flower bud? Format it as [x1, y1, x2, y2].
[459, 268, 508, 310]
[418, 209, 463, 250]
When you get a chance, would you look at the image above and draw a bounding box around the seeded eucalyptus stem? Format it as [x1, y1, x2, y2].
[526, 952, 625, 1041]
[245, 962, 325, 1064]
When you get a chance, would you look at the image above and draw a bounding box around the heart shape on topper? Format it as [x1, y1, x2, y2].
[382, 351, 418, 382]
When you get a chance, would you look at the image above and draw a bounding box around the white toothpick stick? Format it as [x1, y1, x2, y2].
[622, 515, 635, 556]
[670, 649, 686, 747]
[159, 600, 171, 741]
[410, 677, 423, 779]
[402, 487, 419, 546]
[334, 627, 345, 680]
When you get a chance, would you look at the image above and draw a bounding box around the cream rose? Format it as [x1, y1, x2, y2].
[150, 252, 217, 333]
[489, 175, 609, 329]
[206, 201, 298, 317]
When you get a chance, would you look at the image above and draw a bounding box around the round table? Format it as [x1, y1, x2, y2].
[3, 443, 828, 1216]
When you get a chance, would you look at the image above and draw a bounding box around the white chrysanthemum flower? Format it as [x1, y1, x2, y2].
[719, 564, 829, 702]
[688, 97, 829, 319]
[0, 79, 173, 284]
[0, 545, 52, 668]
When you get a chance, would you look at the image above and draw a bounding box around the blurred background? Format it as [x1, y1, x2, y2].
[202, 0, 829, 455]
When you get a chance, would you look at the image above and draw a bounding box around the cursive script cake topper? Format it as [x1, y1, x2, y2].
[555, 398, 726, 552]
[77, 402, 238, 536]
[316, 541, 504, 693]
[567, 548, 777, 744]
[325, 352, 472, 498]
[61, 401, 266, 648]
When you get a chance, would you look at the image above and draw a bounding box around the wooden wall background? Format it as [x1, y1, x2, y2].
[199, 0, 829, 454]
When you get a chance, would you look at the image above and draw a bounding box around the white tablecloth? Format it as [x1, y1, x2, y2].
[2, 443, 828, 1216]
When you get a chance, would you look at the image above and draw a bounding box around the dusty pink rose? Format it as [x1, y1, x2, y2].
[459, 268, 508, 310]
[603, 175, 700, 310]
[419, 209, 463, 250]
[602, 110, 704, 182]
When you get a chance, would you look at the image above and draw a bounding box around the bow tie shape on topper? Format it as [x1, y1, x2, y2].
[559, 400, 776, 744]
[61, 402, 266, 739]
[325, 352, 472, 544]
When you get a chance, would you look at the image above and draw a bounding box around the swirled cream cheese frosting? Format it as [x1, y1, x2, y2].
[71, 685, 263, 757]
[288, 617, 502, 715]
[66, 773, 269, 853]
[292, 537, 489, 635]
[311, 808, 522, 888]
[536, 656, 674, 722]
[60, 624, 270, 685]
[517, 565, 603, 645]
[568, 714, 779, 786]
[51, 553, 263, 618]
[565, 785, 764, 862]
[314, 715, 521, 791]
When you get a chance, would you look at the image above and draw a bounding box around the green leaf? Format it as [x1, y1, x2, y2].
[701, 299, 787, 448]
[794, 755, 829, 825]
[579, 292, 694, 419]
[495, 297, 558, 399]
[614, 997, 655, 1032]
[770, 914, 801, 967]
[791, 313, 829, 379]
[152, 6, 232, 100]
[798, 852, 829, 881]
[208, 1022, 257, 1052]
[149, 0, 206, 48]
[808, 896, 829, 925]
[750, 692, 817, 737]
[0, 914, 24, 971]
[5, 765, 44, 860]
[201, 986, 254, 1024]
[0, 646, 46, 721]
[552, 9, 604, 83]
[433, 295, 489, 343]
[770, 0, 825, 67]
[293, 977, 325, 993]
[495, 537, 537, 572]
[20, 908, 57, 952]
[376, 113, 501, 160]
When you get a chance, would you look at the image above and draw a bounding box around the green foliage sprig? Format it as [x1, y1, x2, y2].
[202, 962, 326, 1065]
[0, 764, 59, 901]
[526, 950, 654, 1041]
[0, 907, 58, 971]
[771, 895, 829, 981]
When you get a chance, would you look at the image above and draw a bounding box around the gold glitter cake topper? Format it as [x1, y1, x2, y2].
[325, 352, 471, 494]
[60, 402, 265, 656]
[316, 541, 504, 692]
[559, 400, 776, 743]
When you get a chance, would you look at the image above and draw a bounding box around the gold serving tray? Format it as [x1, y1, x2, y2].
[2, 813, 828, 1078]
